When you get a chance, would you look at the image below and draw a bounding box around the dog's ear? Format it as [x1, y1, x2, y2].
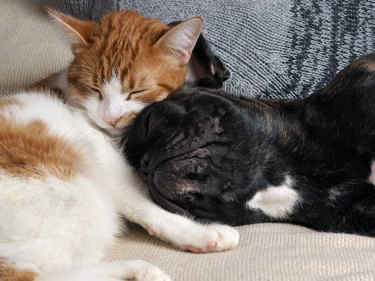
[168, 21, 230, 88]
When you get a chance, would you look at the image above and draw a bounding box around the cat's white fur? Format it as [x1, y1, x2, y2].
[83, 74, 146, 135]
[0, 90, 239, 281]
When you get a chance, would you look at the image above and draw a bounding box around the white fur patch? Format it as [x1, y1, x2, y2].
[246, 176, 299, 219]
[83, 73, 147, 135]
[102, 74, 145, 114]
[328, 187, 341, 202]
[368, 161, 375, 186]
[0, 92, 120, 271]
[123, 99, 146, 113]
[102, 74, 125, 124]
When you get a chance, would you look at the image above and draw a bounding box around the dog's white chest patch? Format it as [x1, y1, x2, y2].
[246, 176, 299, 219]
[368, 161, 375, 186]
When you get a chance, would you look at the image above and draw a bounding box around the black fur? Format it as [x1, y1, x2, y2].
[168, 21, 230, 89]
[123, 53, 375, 236]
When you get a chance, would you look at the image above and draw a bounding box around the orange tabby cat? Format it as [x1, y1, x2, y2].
[0, 8, 239, 281]
[48, 8, 203, 135]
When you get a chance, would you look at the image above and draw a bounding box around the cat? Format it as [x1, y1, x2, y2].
[41, 8, 229, 135]
[0, 9, 239, 281]
[124, 52, 375, 236]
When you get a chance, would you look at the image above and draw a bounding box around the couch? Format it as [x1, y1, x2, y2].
[3, 0, 375, 280]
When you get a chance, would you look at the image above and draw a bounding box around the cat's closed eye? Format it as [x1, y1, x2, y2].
[86, 85, 103, 100]
[127, 89, 148, 100]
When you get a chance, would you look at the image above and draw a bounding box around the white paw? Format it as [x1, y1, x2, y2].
[78, 260, 171, 281]
[142, 213, 238, 254]
[182, 224, 239, 253]
[130, 260, 171, 281]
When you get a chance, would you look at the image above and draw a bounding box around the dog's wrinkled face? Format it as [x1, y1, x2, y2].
[126, 53, 375, 235]
[124, 89, 282, 224]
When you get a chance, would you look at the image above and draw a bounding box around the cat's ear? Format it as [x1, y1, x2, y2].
[46, 7, 96, 46]
[154, 17, 203, 64]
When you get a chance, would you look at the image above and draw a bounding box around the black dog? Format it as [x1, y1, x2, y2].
[123, 53, 375, 236]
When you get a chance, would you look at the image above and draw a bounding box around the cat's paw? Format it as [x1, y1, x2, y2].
[128, 260, 171, 281]
[147, 221, 239, 253]
[183, 224, 239, 253]
[78, 260, 171, 281]
[143, 214, 238, 253]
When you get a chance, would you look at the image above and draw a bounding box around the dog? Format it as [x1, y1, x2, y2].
[123, 52, 375, 236]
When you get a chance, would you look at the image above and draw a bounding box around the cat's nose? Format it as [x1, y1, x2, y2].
[106, 116, 122, 127]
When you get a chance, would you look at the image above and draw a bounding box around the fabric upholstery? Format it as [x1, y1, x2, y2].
[0, 0, 72, 93]
[3, 0, 375, 280]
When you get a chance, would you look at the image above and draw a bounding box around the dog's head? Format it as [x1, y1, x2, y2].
[123, 89, 287, 225]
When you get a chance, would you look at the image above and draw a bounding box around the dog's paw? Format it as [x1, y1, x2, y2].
[182, 224, 239, 253]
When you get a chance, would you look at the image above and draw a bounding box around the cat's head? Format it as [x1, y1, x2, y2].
[48, 9, 207, 136]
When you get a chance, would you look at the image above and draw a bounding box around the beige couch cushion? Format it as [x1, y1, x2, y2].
[0, 0, 72, 92]
[2, 0, 375, 280]
[108, 224, 375, 281]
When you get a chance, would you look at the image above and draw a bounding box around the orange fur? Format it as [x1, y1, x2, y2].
[117, 112, 137, 127]
[0, 259, 38, 281]
[42, 8, 202, 131]
[64, 10, 187, 107]
[0, 98, 21, 108]
[0, 115, 82, 180]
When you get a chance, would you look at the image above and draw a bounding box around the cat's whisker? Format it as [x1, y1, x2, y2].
[69, 64, 95, 72]
[68, 71, 95, 76]
[68, 74, 96, 82]
[66, 72, 90, 75]
[70, 83, 87, 90]
[74, 78, 92, 84]
[70, 79, 92, 87]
